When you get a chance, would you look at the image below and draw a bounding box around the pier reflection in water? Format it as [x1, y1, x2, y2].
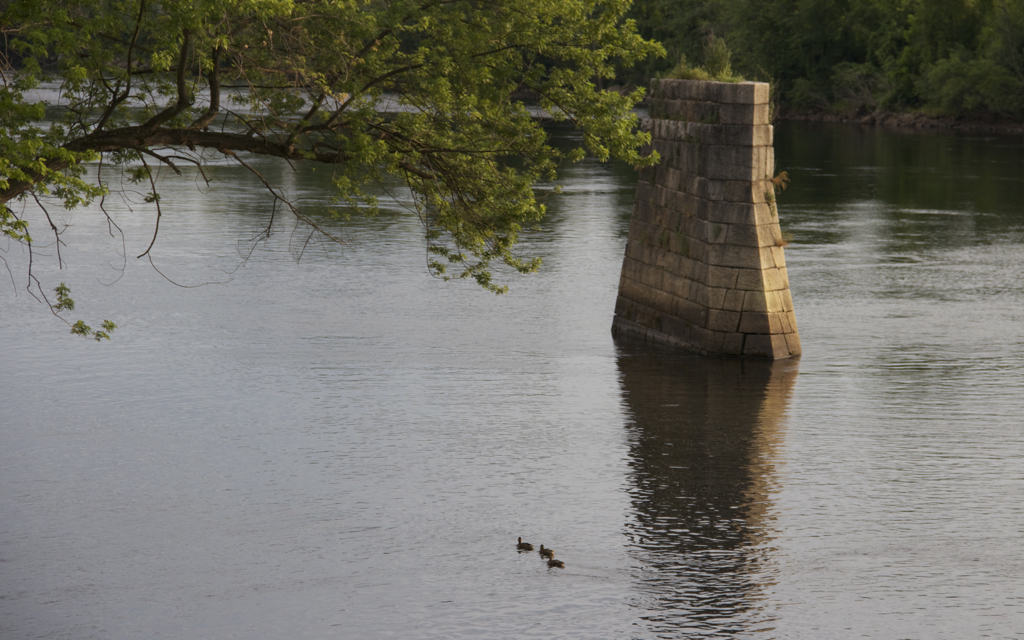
[617, 342, 797, 637]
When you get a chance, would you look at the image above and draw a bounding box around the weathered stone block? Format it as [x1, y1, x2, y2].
[639, 265, 664, 290]
[779, 309, 794, 333]
[689, 281, 709, 307]
[753, 202, 775, 226]
[770, 334, 790, 358]
[703, 144, 755, 173]
[665, 252, 684, 278]
[689, 238, 709, 263]
[718, 103, 770, 125]
[629, 219, 651, 246]
[636, 242, 654, 267]
[652, 288, 675, 316]
[678, 298, 708, 326]
[706, 201, 758, 225]
[742, 290, 769, 312]
[617, 277, 642, 307]
[704, 178, 727, 201]
[707, 309, 741, 332]
[689, 326, 709, 349]
[763, 267, 785, 292]
[707, 286, 728, 310]
[676, 215, 695, 240]
[703, 330, 726, 354]
[680, 192, 700, 217]
[723, 180, 768, 204]
[655, 245, 676, 271]
[714, 81, 770, 105]
[765, 290, 785, 313]
[722, 332, 745, 355]
[743, 334, 774, 357]
[757, 224, 780, 248]
[726, 223, 760, 247]
[624, 238, 642, 261]
[665, 167, 682, 191]
[667, 228, 684, 252]
[723, 289, 745, 312]
[658, 99, 719, 124]
[735, 268, 764, 291]
[664, 274, 692, 300]
[708, 222, 730, 244]
[633, 182, 649, 205]
[614, 294, 634, 318]
[660, 315, 690, 342]
[678, 256, 697, 280]
[738, 311, 771, 333]
[707, 244, 763, 270]
[620, 257, 638, 282]
[695, 123, 772, 147]
[771, 246, 787, 268]
[653, 79, 691, 101]
[706, 265, 738, 289]
[785, 332, 802, 356]
[691, 260, 709, 283]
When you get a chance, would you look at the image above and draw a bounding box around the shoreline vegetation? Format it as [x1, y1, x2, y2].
[622, 0, 1024, 135]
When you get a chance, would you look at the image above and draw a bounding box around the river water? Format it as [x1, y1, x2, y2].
[1, 122, 1022, 639]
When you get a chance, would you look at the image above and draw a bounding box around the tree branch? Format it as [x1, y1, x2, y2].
[139, 28, 192, 132]
[190, 45, 222, 130]
[94, 0, 149, 132]
[136, 155, 163, 259]
[0, 125, 352, 205]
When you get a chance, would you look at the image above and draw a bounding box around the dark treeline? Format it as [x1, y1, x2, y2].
[621, 0, 1024, 121]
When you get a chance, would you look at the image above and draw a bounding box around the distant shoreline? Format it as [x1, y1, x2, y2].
[778, 109, 1024, 136]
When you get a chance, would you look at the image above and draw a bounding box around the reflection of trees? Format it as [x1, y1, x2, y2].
[616, 341, 797, 637]
[776, 122, 1024, 222]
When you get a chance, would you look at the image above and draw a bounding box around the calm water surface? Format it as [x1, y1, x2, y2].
[1, 122, 1023, 639]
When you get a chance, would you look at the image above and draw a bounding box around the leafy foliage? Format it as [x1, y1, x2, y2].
[663, 33, 743, 82]
[1, 0, 663, 312]
[53, 283, 118, 341]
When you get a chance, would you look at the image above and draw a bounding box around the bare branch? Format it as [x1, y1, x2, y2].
[229, 151, 346, 248]
[136, 155, 163, 259]
[29, 191, 67, 269]
[94, 0, 148, 132]
[129, 145, 183, 175]
[96, 157, 128, 285]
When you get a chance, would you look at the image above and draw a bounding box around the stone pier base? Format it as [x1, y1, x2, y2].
[612, 79, 801, 359]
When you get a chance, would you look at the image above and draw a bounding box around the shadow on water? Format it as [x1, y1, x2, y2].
[615, 339, 798, 638]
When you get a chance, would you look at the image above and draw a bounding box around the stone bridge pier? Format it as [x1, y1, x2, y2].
[612, 79, 801, 359]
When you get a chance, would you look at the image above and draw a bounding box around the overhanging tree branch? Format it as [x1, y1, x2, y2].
[2, 0, 662, 323]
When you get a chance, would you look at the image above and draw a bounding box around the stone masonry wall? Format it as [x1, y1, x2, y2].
[611, 79, 801, 358]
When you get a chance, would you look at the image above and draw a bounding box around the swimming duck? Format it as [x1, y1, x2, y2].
[517, 537, 534, 551]
[547, 555, 564, 568]
[539, 545, 554, 558]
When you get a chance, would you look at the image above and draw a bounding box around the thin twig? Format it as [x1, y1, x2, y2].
[136, 155, 163, 258]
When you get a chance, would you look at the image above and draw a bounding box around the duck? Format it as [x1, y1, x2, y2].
[538, 545, 554, 558]
[547, 555, 564, 568]
[517, 537, 534, 551]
